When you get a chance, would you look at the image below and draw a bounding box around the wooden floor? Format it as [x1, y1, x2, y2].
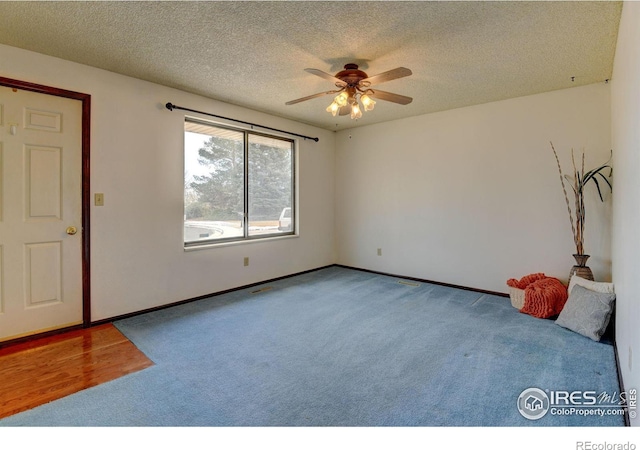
[0, 324, 154, 420]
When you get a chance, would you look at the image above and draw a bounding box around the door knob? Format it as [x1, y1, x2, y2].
[66, 226, 78, 235]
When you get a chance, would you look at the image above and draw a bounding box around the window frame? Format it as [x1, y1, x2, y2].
[183, 117, 296, 248]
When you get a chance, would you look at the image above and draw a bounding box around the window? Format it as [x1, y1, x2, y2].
[184, 118, 295, 246]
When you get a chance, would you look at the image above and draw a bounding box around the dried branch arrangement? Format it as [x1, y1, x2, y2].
[550, 142, 612, 256]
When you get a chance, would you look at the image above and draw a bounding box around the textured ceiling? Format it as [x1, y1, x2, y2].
[0, 1, 623, 131]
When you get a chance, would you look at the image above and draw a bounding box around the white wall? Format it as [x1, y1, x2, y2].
[335, 83, 612, 293]
[0, 44, 336, 321]
[611, 1, 640, 426]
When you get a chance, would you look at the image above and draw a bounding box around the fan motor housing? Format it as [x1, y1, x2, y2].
[335, 64, 368, 86]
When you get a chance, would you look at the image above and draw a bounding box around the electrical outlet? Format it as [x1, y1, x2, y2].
[95, 193, 104, 206]
[377, 248, 382, 256]
[244, 257, 249, 267]
[630, 346, 633, 371]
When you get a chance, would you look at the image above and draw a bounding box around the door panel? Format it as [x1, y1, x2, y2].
[0, 86, 83, 341]
[26, 145, 62, 219]
[24, 108, 62, 133]
[25, 241, 62, 307]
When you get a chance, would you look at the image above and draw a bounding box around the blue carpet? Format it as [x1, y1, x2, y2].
[0, 266, 625, 426]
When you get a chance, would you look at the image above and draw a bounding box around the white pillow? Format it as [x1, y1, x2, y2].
[568, 275, 615, 295]
[556, 285, 616, 341]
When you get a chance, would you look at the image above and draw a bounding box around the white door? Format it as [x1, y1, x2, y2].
[0, 86, 83, 342]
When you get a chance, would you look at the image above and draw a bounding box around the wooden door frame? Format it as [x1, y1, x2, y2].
[0, 76, 91, 328]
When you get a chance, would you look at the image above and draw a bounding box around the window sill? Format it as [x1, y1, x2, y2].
[184, 233, 299, 252]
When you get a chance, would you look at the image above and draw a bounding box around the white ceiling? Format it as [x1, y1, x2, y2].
[0, 1, 622, 131]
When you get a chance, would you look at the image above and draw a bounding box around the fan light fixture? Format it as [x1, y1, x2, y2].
[326, 89, 374, 119]
[286, 63, 413, 120]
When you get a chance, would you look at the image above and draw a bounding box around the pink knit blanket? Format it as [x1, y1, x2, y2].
[507, 273, 568, 319]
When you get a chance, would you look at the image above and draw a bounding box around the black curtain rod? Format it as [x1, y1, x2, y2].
[165, 103, 319, 142]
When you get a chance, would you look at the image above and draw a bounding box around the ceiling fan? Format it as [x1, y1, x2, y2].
[286, 63, 413, 119]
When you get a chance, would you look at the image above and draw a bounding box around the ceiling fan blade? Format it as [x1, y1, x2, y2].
[368, 89, 413, 105]
[305, 68, 347, 86]
[361, 67, 412, 86]
[285, 90, 340, 105]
